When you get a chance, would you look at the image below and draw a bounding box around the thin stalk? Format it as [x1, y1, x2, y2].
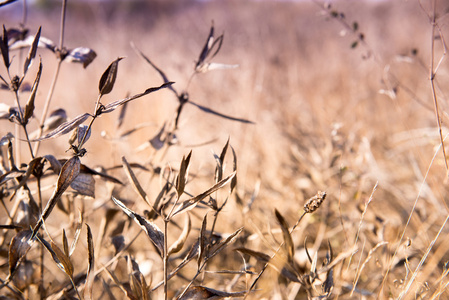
[163, 219, 169, 300]
[429, 10, 448, 171]
[37, 178, 44, 300]
[34, 61, 63, 155]
[34, 0, 67, 155]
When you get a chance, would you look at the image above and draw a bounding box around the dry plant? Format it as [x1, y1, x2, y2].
[0, 0, 449, 299]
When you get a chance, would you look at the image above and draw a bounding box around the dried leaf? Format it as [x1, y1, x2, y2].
[69, 211, 83, 256]
[23, 58, 42, 125]
[23, 27, 41, 76]
[122, 156, 152, 208]
[31, 156, 81, 239]
[112, 196, 165, 257]
[195, 21, 224, 72]
[101, 82, 173, 114]
[168, 213, 191, 256]
[99, 57, 124, 96]
[197, 62, 239, 73]
[179, 285, 246, 300]
[41, 108, 67, 132]
[235, 247, 270, 263]
[31, 113, 91, 142]
[176, 151, 192, 198]
[70, 173, 95, 198]
[207, 227, 243, 261]
[62, 229, 69, 257]
[84, 223, 95, 300]
[8, 230, 33, 279]
[65, 47, 96, 68]
[275, 209, 294, 263]
[0, 1, 18, 9]
[0, 103, 11, 119]
[172, 171, 236, 217]
[37, 235, 73, 278]
[131, 42, 178, 96]
[230, 146, 237, 193]
[1, 25, 10, 69]
[198, 213, 208, 268]
[68, 124, 91, 146]
[189, 101, 254, 124]
[9, 34, 56, 52]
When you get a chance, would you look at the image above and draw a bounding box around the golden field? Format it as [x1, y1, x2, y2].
[1, 0, 449, 299]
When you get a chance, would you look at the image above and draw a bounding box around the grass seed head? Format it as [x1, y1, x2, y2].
[304, 191, 327, 214]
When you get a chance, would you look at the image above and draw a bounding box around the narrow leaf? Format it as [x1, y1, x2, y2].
[101, 82, 173, 114]
[99, 57, 124, 96]
[0, 0, 18, 7]
[180, 286, 246, 300]
[23, 26, 41, 75]
[122, 156, 152, 208]
[198, 213, 208, 268]
[41, 108, 67, 132]
[84, 223, 95, 300]
[208, 227, 243, 260]
[31, 113, 91, 142]
[1, 25, 10, 69]
[111, 196, 165, 257]
[176, 151, 192, 197]
[31, 156, 81, 239]
[69, 212, 83, 257]
[131, 42, 178, 96]
[189, 101, 254, 124]
[8, 230, 33, 279]
[172, 171, 236, 217]
[168, 213, 191, 256]
[23, 57, 43, 125]
[62, 230, 69, 257]
[275, 209, 294, 263]
[50, 240, 74, 277]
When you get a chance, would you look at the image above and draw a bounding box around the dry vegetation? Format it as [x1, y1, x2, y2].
[1, 0, 449, 299]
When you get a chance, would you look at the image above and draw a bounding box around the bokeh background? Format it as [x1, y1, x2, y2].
[1, 0, 449, 298]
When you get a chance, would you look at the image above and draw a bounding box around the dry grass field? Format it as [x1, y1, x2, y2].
[1, 0, 449, 299]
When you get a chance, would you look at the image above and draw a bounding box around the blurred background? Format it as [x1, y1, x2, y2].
[1, 0, 449, 298]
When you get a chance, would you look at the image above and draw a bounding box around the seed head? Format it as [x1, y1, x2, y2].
[304, 191, 327, 213]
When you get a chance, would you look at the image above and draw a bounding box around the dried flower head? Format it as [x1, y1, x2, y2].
[304, 191, 327, 213]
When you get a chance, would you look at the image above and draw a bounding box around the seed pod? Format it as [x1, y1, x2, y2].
[304, 191, 327, 213]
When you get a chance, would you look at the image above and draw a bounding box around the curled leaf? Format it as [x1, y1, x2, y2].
[168, 213, 191, 256]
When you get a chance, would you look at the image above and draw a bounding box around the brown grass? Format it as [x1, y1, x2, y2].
[1, 0, 449, 299]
